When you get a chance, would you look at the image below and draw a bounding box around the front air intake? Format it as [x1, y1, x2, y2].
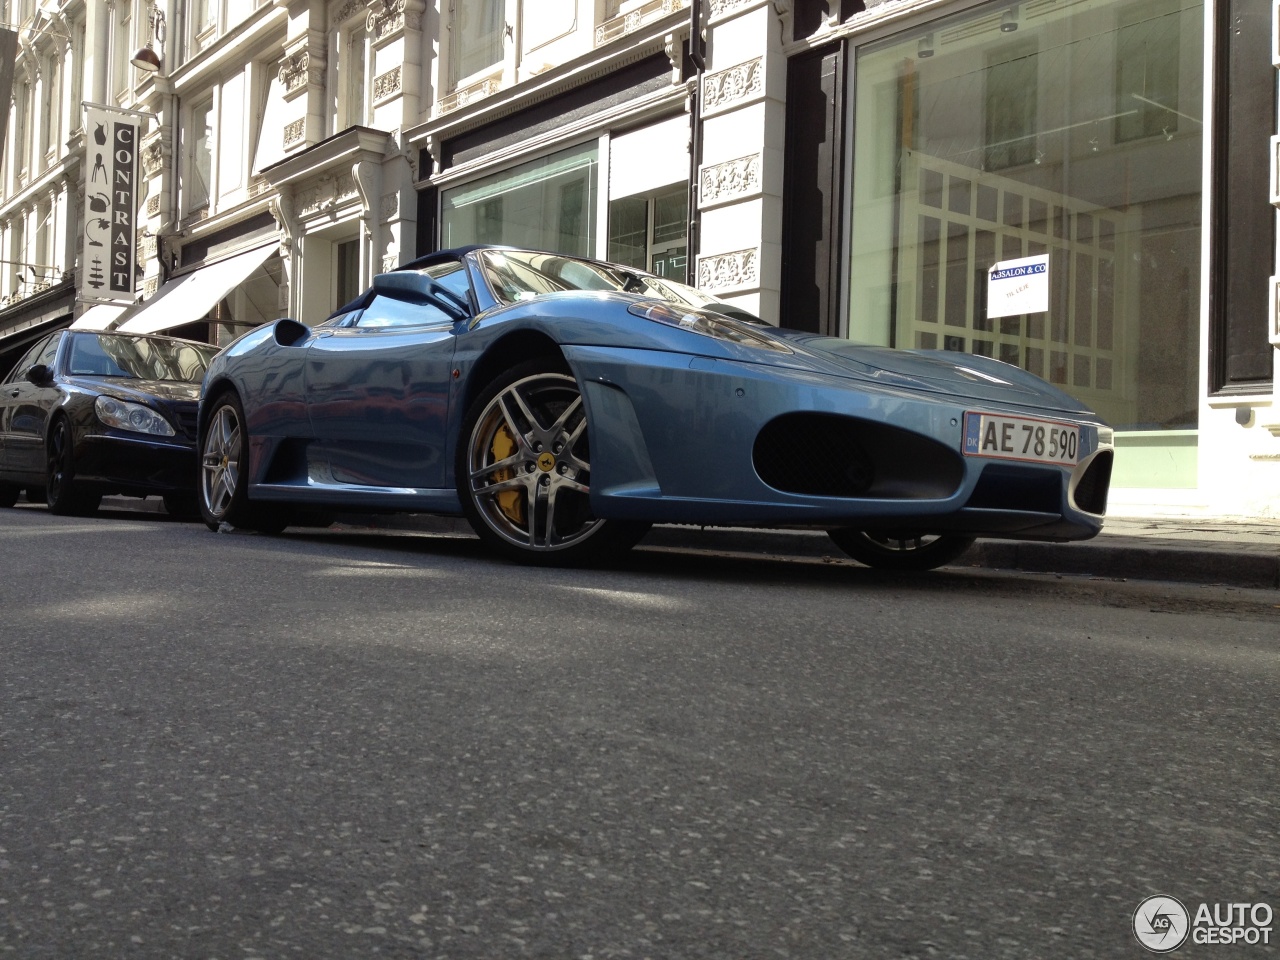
[753, 413, 964, 500]
[1072, 450, 1113, 515]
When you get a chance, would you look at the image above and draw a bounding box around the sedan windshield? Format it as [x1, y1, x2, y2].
[67, 333, 219, 383]
[477, 249, 762, 322]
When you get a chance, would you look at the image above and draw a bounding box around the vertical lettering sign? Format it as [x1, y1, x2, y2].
[80, 105, 139, 304]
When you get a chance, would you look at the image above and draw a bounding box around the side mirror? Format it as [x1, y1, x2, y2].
[371, 271, 470, 322]
[25, 364, 53, 386]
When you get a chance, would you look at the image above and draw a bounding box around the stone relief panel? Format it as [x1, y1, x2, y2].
[697, 248, 759, 292]
[702, 58, 763, 114]
[283, 119, 306, 147]
[700, 154, 762, 206]
[373, 65, 402, 102]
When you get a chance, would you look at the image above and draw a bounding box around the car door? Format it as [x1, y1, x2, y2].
[304, 293, 460, 491]
[0, 333, 62, 481]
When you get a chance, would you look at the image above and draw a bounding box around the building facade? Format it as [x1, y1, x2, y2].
[0, 0, 1276, 518]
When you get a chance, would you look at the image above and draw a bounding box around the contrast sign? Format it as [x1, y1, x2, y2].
[79, 105, 141, 304]
[986, 254, 1049, 319]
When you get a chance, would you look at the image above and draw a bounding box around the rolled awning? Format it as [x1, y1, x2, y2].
[114, 244, 276, 335]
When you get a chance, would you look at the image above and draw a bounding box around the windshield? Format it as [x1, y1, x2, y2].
[477, 249, 762, 322]
[67, 333, 219, 383]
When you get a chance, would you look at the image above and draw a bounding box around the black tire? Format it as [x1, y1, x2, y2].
[199, 391, 291, 534]
[456, 358, 648, 565]
[827, 529, 975, 571]
[46, 418, 102, 517]
[162, 492, 201, 521]
[0, 483, 19, 508]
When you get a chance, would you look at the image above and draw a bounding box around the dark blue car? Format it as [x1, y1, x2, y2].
[197, 246, 1114, 568]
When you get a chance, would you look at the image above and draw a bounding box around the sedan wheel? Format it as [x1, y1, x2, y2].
[200, 393, 290, 534]
[826, 529, 975, 571]
[46, 419, 101, 517]
[458, 360, 647, 565]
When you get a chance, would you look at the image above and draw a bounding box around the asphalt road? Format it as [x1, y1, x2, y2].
[1, 505, 1277, 959]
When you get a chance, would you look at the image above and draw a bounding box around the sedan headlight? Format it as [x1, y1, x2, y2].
[95, 396, 176, 437]
[627, 301, 791, 353]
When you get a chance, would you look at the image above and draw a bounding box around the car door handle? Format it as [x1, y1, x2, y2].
[7, 389, 17, 398]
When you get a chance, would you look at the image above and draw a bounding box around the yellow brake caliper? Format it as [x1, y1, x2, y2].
[490, 424, 525, 525]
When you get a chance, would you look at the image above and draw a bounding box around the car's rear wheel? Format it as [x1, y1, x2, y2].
[826, 529, 975, 571]
[46, 418, 101, 517]
[457, 359, 647, 565]
[199, 392, 291, 534]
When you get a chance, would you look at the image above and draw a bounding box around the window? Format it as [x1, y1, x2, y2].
[110, 3, 131, 99]
[357, 295, 456, 329]
[608, 186, 687, 277]
[339, 23, 368, 130]
[441, 142, 599, 257]
[450, 0, 506, 87]
[846, 0, 1203, 485]
[187, 99, 214, 211]
[336, 239, 361, 308]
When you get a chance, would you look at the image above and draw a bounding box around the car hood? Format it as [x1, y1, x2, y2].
[765, 331, 1096, 415]
[70, 376, 202, 404]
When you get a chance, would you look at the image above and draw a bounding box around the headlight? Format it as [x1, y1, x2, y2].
[627, 301, 791, 353]
[94, 396, 176, 437]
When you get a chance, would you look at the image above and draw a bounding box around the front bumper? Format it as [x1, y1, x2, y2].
[74, 431, 198, 496]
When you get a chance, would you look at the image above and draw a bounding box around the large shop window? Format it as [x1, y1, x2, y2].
[441, 143, 598, 257]
[847, 0, 1203, 485]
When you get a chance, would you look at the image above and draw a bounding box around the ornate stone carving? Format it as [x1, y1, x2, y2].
[437, 77, 501, 114]
[708, 0, 758, 16]
[373, 65, 402, 101]
[700, 154, 761, 204]
[333, 0, 364, 26]
[279, 50, 310, 94]
[697, 248, 758, 291]
[141, 139, 164, 176]
[369, 0, 420, 40]
[146, 195, 161, 216]
[703, 58, 763, 111]
[144, 276, 159, 297]
[283, 119, 306, 146]
[380, 192, 400, 221]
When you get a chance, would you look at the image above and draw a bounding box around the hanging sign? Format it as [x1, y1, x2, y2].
[79, 104, 141, 304]
[986, 254, 1049, 319]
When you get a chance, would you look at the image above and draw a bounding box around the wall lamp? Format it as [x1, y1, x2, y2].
[131, 3, 167, 73]
[1000, 6, 1020, 31]
[917, 34, 934, 58]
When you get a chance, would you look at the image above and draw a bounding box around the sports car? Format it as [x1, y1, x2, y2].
[197, 245, 1114, 569]
[0, 330, 219, 517]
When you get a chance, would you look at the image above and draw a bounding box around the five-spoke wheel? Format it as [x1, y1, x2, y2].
[199, 392, 290, 534]
[457, 359, 646, 565]
[826, 529, 975, 571]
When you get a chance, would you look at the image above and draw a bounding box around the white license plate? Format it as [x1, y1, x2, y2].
[963, 412, 1080, 466]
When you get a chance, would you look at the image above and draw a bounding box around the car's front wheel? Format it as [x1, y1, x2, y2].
[826, 529, 975, 571]
[46, 418, 101, 517]
[457, 359, 647, 565]
[199, 392, 290, 534]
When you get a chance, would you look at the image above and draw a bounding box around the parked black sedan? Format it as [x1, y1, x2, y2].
[0, 329, 218, 517]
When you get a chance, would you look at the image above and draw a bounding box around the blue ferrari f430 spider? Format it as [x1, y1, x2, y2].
[197, 246, 1113, 569]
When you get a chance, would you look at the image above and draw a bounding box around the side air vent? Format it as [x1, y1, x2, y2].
[1072, 450, 1113, 515]
[753, 413, 964, 500]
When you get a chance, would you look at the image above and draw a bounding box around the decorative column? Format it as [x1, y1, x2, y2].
[694, 0, 786, 324]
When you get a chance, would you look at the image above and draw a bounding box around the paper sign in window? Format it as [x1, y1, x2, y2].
[987, 254, 1049, 319]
